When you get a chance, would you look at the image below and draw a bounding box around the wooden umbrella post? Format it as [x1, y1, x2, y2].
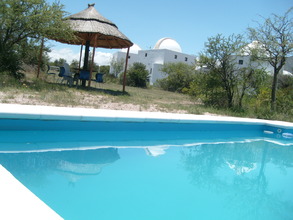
[78, 45, 83, 72]
[88, 46, 96, 87]
[88, 36, 97, 87]
[81, 40, 90, 87]
[122, 47, 130, 93]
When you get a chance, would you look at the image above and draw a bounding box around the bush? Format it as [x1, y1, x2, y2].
[187, 71, 228, 108]
[0, 49, 25, 80]
[104, 73, 119, 84]
[156, 63, 195, 93]
[0, 72, 23, 88]
[120, 63, 149, 88]
[247, 87, 271, 118]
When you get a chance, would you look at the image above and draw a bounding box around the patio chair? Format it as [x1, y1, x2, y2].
[46, 65, 59, 81]
[78, 70, 90, 87]
[94, 73, 104, 88]
[61, 63, 74, 86]
[56, 66, 66, 83]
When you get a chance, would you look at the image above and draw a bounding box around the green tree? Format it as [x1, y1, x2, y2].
[123, 62, 149, 88]
[199, 34, 247, 108]
[236, 65, 268, 108]
[188, 68, 227, 107]
[70, 59, 79, 69]
[99, 65, 110, 75]
[248, 8, 293, 111]
[110, 58, 124, 77]
[0, 0, 74, 77]
[157, 62, 196, 93]
[276, 74, 293, 116]
[51, 58, 66, 66]
[87, 52, 99, 72]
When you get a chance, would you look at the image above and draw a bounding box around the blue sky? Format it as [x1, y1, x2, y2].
[47, 0, 292, 65]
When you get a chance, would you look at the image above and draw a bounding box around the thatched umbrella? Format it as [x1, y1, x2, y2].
[55, 3, 133, 90]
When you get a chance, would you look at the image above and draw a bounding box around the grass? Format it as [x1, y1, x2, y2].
[1, 71, 292, 122]
[0, 73, 195, 112]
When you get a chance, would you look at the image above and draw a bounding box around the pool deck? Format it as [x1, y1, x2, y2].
[0, 165, 63, 220]
[0, 103, 293, 128]
[0, 103, 292, 219]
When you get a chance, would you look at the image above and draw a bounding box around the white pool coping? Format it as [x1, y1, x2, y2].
[0, 103, 292, 128]
[0, 165, 63, 220]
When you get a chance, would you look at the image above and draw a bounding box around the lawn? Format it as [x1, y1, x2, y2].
[1, 72, 292, 122]
[0, 73, 202, 114]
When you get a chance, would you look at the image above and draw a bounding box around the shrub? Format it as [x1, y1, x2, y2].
[156, 62, 195, 93]
[104, 73, 119, 84]
[0, 49, 25, 80]
[121, 63, 149, 88]
[187, 71, 228, 108]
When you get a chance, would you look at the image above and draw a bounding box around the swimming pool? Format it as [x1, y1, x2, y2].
[0, 104, 293, 220]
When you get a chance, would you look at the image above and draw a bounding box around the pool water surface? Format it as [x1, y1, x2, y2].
[0, 118, 293, 220]
[1, 141, 293, 220]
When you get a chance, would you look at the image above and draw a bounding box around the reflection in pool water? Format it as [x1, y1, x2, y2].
[0, 118, 292, 219]
[0, 139, 292, 220]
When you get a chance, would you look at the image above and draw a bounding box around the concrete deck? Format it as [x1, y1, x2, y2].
[0, 103, 292, 128]
[0, 165, 63, 220]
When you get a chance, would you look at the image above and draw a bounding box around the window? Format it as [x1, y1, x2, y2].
[238, 60, 243, 65]
[145, 53, 148, 57]
[174, 55, 177, 59]
[185, 57, 188, 62]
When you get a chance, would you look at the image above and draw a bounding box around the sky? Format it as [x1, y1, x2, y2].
[46, 0, 292, 65]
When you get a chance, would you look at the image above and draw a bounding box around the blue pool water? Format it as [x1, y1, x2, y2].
[0, 119, 293, 220]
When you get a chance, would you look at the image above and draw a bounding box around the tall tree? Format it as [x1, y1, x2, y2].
[200, 34, 247, 108]
[248, 8, 293, 111]
[110, 58, 124, 77]
[124, 62, 149, 88]
[158, 62, 196, 93]
[99, 65, 110, 75]
[0, 0, 74, 76]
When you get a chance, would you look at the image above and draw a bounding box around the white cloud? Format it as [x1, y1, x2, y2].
[48, 48, 78, 64]
[93, 51, 113, 66]
[48, 48, 113, 66]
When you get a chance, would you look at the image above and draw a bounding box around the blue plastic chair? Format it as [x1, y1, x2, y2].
[78, 70, 90, 87]
[95, 73, 103, 83]
[58, 66, 66, 77]
[79, 70, 90, 80]
[94, 73, 103, 88]
[55, 66, 66, 83]
[47, 65, 62, 82]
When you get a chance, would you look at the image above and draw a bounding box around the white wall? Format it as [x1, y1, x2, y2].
[150, 63, 165, 84]
[109, 51, 139, 75]
[110, 49, 196, 85]
[235, 55, 293, 75]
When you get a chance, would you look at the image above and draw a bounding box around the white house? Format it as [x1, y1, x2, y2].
[110, 38, 196, 85]
[233, 41, 293, 75]
[234, 55, 293, 75]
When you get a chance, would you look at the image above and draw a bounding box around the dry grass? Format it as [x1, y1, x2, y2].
[0, 71, 203, 114]
[2, 70, 291, 122]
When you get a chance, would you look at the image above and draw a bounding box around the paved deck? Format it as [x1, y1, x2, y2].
[0, 165, 63, 220]
[0, 103, 292, 128]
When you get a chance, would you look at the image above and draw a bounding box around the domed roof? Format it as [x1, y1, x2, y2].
[154, 38, 182, 53]
[121, 43, 141, 54]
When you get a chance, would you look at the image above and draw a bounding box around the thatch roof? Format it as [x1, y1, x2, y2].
[56, 4, 133, 49]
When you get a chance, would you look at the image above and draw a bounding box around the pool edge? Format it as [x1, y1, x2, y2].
[0, 165, 63, 220]
[0, 103, 292, 128]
